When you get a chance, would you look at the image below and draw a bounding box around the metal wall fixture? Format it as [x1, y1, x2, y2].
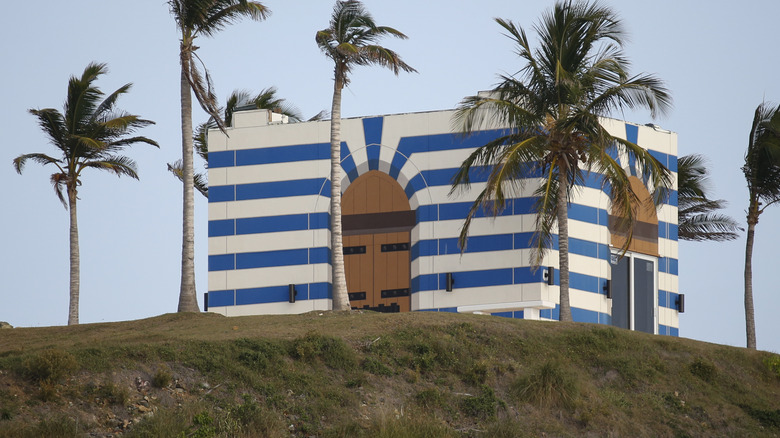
[288, 284, 297, 303]
[676, 294, 685, 313]
[544, 267, 555, 286]
[445, 273, 454, 292]
[604, 279, 612, 299]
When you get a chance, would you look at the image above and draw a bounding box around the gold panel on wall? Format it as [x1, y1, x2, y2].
[609, 176, 659, 256]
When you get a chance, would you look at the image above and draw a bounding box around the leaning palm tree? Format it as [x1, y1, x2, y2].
[677, 154, 740, 241]
[451, 1, 672, 322]
[169, 87, 316, 198]
[169, 0, 269, 313]
[316, 0, 416, 311]
[13, 62, 157, 325]
[742, 102, 780, 349]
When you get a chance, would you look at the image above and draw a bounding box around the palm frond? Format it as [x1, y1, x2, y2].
[168, 159, 209, 197]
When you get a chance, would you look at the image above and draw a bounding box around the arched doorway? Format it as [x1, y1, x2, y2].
[342, 171, 415, 312]
[608, 176, 659, 334]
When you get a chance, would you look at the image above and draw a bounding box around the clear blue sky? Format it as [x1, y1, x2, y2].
[2, 1, 778, 352]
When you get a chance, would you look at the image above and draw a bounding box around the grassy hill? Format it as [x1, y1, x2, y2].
[0, 311, 779, 437]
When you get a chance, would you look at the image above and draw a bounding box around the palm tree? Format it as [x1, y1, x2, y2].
[169, 0, 269, 313]
[450, 1, 672, 322]
[742, 102, 780, 349]
[677, 154, 741, 241]
[169, 87, 319, 198]
[13, 62, 157, 325]
[316, 0, 416, 310]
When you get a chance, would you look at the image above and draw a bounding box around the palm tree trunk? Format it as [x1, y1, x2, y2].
[178, 48, 200, 313]
[744, 215, 757, 349]
[329, 73, 349, 311]
[68, 187, 80, 325]
[557, 172, 572, 322]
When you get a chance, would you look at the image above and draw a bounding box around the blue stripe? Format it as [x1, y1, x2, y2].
[236, 248, 309, 270]
[404, 173, 427, 199]
[208, 290, 235, 307]
[237, 215, 309, 234]
[236, 284, 304, 305]
[659, 257, 679, 275]
[491, 310, 525, 319]
[439, 234, 513, 255]
[648, 150, 678, 173]
[364, 117, 383, 170]
[572, 307, 612, 325]
[438, 200, 514, 221]
[236, 178, 326, 201]
[236, 143, 329, 166]
[659, 324, 679, 337]
[309, 247, 331, 264]
[209, 151, 235, 168]
[209, 219, 235, 237]
[212, 247, 331, 271]
[625, 123, 639, 177]
[210, 212, 329, 237]
[390, 129, 513, 180]
[340, 141, 359, 183]
[208, 282, 332, 307]
[209, 254, 235, 271]
[416, 204, 438, 222]
[309, 282, 332, 300]
[363, 117, 383, 146]
[209, 185, 235, 202]
[625, 123, 639, 145]
[539, 305, 560, 320]
[310, 212, 330, 229]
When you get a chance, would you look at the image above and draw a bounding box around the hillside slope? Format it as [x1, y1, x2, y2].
[0, 311, 779, 437]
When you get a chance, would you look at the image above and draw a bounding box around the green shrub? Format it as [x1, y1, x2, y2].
[765, 355, 780, 378]
[512, 360, 578, 409]
[125, 407, 190, 437]
[361, 357, 393, 376]
[222, 395, 285, 437]
[689, 358, 717, 382]
[460, 385, 502, 420]
[189, 411, 216, 438]
[289, 332, 357, 370]
[740, 404, 780, 429]
[24, 415, 82, 438]
[22, 349, 77, 384]
[98, 382, 130, 406]
[415, 388, 443, 409]
[152, 365, 173, 388]
[462, 360, 489, 385]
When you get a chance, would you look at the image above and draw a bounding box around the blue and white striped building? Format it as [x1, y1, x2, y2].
[206, 106, 680, 336]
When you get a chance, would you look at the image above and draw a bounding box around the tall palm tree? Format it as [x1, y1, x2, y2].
[169, 0, 269, 313]
[13, 62, 157, 325]
[677, 154, 741, 241]
[451, 1, 672, 322]
[316, 0, 416, 310]
[742, 102, 780, 349]
[169, 87, 320, 198]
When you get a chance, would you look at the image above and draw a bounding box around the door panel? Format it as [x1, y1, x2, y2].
[611, 255, 630, 330]
[611, 252, 656, 333]
[633, 258, 655, 334]
[345, 231, 410, 312]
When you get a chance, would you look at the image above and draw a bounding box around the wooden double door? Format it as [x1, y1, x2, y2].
[341, 170, 414, 313]
[344, 231, 411, 312]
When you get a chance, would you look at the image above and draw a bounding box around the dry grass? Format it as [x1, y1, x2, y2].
[0, 311, 778, 437]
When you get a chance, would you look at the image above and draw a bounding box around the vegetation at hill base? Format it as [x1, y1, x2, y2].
[0, 311, 778, 437]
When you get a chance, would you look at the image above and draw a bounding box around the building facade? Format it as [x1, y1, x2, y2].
[206, 106, 680, 336]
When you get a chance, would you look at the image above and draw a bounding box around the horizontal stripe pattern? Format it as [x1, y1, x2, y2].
[208, 109, 678, 331]
[208, 282, 332, 307]
[209, 247, 330, 271]
[209, 212, 329, 237]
